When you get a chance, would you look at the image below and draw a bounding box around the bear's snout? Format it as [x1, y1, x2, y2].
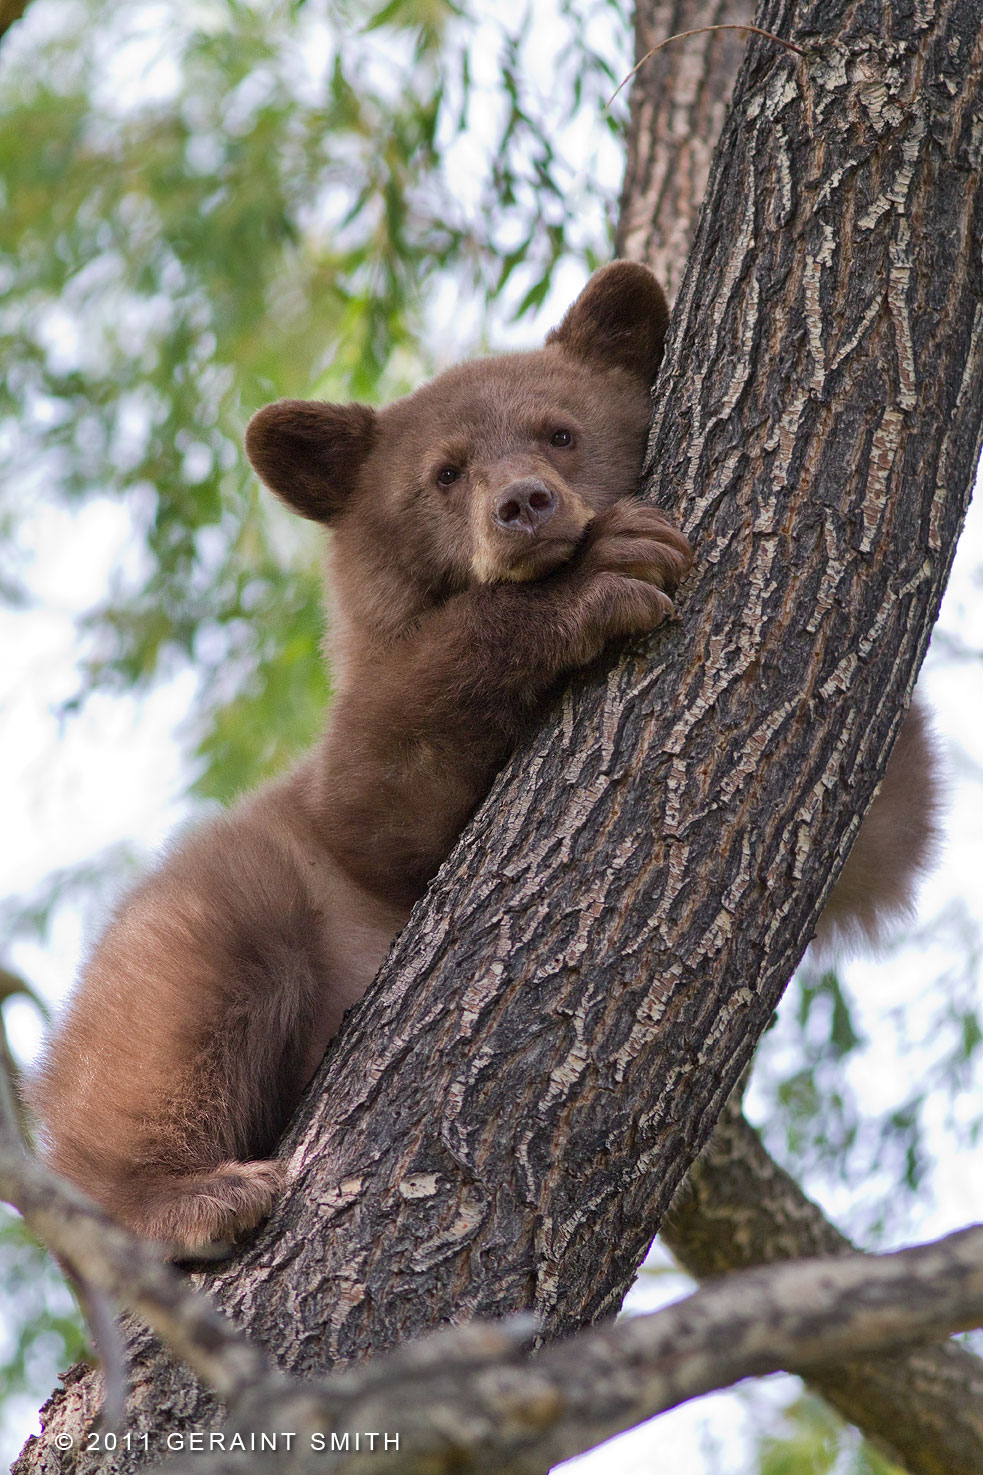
[493, 479, 557, 534]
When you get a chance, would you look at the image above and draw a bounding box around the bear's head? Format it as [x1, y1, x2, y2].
[246, 262, 668, 613]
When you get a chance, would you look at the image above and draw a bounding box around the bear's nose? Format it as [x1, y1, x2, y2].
[494, 479, 557, 533]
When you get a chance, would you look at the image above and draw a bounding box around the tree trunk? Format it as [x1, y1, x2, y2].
[17, 2, 983, 1469]
[620, 5, 983, 1472]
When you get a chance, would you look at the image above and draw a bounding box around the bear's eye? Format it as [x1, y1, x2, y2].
[550, 428, 573, 448]
[436, 467, 460, 487]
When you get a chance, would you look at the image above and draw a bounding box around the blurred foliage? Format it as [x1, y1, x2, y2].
[753, 1391, 907, 1475]
[749, 912, 983, 1246]
[0, 0, 627, 808]
[0, 1211, 89, 1415]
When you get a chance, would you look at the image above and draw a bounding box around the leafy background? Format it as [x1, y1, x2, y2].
[1, 1, 980, 1470]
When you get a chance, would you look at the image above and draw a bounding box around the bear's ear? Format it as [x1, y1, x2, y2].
[245, 399, 377, 523]
[545, 261, 670, 384]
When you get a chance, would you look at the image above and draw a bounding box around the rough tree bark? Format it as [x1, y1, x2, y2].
[16, 1, 983, 1470]
[621, 5, 983, 1473]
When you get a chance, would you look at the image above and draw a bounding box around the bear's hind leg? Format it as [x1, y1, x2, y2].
[815, 700, 941, 952]
[119, 1159, 286, 1257]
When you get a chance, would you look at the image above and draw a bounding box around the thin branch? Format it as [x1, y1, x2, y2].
[606, 23, 805, 108]
[0, 0, 31, 46]
[72, 1281, 129, 1430]
[0, 962, 49, 1019]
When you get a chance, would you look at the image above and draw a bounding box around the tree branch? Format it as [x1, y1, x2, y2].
[10, 1004, 982, 1475]
[665, 1096, 983, 1475]
[140, 1228, 983, 1475]
[617, 0, 756, 298]
[0, 0, 31, 47]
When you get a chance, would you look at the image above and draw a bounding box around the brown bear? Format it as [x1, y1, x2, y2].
[25, 263, 937, 1256]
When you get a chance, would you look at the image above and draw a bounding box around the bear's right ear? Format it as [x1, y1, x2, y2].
[545, 261, 670, 384]
[245, 399, 377, 524]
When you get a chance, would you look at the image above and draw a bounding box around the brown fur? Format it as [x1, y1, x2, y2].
[27, 265, 690, 1253]
[815, 700, 940, 952]
[25, 263, 937, 1254]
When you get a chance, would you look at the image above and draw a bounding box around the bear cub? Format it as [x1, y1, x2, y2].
[27, 262, 937, 1255]
[27, 264, 694, 1254]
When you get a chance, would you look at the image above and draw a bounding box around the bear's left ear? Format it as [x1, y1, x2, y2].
[245, 399, 377, 524]
[545, 261, 669, 383]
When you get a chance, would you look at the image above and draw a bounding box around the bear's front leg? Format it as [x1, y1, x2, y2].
[314, 501, 693, 904]
[552, 499, 694, 667]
